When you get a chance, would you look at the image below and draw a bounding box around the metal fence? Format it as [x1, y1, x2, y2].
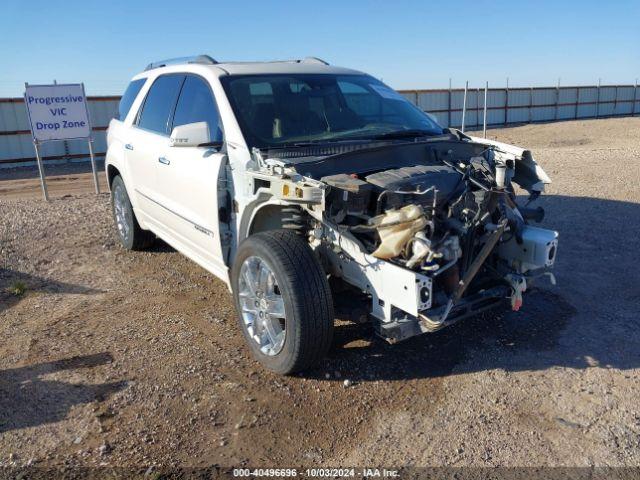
[1, 83, 639, 167]
[399, 83, 640, 130]
[0, 96, 119, 167]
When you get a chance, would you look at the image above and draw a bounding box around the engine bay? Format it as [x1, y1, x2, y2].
[318, 146, 517, 270]
[311, 138, 558, 334]
[258, 135, 558, 341]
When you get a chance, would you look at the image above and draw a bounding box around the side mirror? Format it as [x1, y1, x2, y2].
[169, 121, 210, 147]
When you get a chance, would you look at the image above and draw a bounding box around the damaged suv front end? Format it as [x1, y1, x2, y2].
[225, 72, 558, 344]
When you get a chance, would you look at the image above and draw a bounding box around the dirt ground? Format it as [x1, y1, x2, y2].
[0, 162, 108, 200]
[1, 117, 639, 470]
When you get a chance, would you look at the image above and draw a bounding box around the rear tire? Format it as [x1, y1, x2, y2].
[231, 230, 334, 374]
[110, 175, 154, 250]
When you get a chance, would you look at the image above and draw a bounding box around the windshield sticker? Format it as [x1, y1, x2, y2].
[370, 84, 406, 101]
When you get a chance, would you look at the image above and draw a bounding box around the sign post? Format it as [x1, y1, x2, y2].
[87, 137, 100, 194]
[33, 138, 49, 201]
[24, 82, 99, 200]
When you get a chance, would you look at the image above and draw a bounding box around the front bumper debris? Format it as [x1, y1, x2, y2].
[375, 285, 511, 343]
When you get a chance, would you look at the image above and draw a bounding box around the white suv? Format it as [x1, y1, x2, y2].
[106, 55, 558, 374]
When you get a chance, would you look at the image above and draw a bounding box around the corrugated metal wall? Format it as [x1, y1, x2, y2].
[400, 84, 640, 130]
[1, 84, 639, 167]
[0, 97, 118, 167]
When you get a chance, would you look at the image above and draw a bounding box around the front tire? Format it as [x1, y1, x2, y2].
[110, 175, 154, 250]
[231, 230, 334, 374]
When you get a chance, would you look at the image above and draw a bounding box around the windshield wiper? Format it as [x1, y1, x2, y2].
[272, 138, 371, 149]
[264, 129, 441, 150]
[368, 129, 442, 140]
[330, 129, 442, 142]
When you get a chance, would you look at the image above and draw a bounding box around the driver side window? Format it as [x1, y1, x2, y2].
[172, 76, 223, 142]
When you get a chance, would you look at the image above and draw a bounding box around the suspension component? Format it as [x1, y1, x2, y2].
[281, 206, 307, 235]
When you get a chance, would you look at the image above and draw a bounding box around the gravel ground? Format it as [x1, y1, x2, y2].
[1, 117, 639, 469]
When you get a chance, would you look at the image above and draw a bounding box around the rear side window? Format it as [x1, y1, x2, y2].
[118, 79, 146, 121]
[172, 76, 223, 142]
[137, 74, 185, 135]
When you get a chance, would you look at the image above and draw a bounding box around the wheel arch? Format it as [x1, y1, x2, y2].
[105, 150, 145, 228]
[106, 164, 121, 190]
[239, 197, 293, 243]
[104, 141, 128, 192]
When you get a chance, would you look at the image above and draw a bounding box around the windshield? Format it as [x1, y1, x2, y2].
[220, 74, 443, 148]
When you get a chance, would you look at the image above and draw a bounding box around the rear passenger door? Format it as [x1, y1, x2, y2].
[154, 75, 229, 278]
[126, 74, 185, 224]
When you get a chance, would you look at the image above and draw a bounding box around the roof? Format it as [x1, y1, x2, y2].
[140, 55, 364, 77]
[212, 61, 364, 76]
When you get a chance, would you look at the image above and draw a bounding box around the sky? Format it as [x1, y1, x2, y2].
[1, 0, 639, 97]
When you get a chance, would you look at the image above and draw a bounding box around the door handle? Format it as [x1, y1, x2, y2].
[158, 156, 170, 165]
[125, 143, 134, 150]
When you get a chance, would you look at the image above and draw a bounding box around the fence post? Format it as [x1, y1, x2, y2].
[528, 87, 533, 123]
[476, 88, 480, 129]
[461, 81, 468, 132]
[595, 78, 601, 118]
[554, 78, 560, 121]
[483, 81, 488, 138]
[504, 77, 509, 126]
[447, 78, 452, 128]
[633, 79, 638, 116]
[575, 87, 580, 119]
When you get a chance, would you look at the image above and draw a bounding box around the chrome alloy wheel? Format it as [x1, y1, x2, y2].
[113, 184, 132, 242]
[238, 256, 286, 356]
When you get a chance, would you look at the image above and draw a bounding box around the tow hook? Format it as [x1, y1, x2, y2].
[506, 274, 527, 311]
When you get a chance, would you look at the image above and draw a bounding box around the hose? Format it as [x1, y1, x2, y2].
[375, 185, 436, 215]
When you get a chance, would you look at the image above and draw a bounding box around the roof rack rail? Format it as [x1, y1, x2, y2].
[144, 55, 218, 71]
[299, 57, 329, 65]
